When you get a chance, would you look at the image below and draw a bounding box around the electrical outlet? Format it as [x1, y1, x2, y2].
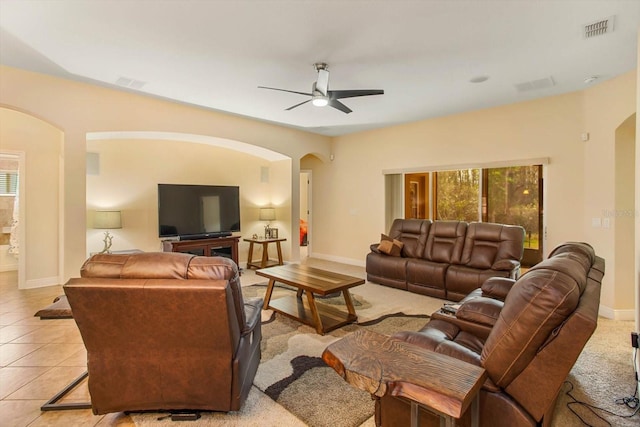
[632, 332, 639, 348]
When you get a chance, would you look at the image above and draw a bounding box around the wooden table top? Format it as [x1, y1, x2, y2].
[322, 329, 487, 419]
[256, 264, 364, 296]
[243, 237, 287, 243]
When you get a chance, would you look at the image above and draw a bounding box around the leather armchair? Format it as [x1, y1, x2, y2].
[376, 242, 604, 427]
[64, 252, 262, 415]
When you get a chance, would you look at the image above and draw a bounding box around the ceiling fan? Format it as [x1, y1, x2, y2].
[258, 63, 384, 114]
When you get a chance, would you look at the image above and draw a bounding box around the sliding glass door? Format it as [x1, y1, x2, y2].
[483, 165, 543, 265]
[403, 164, 543, 266]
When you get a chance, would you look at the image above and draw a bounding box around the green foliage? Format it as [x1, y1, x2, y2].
[436, 169, 480, 221]
[434, 166, 540, 249]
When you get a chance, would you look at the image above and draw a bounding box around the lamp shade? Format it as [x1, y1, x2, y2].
[94, 210, 122, 229]
[259, 207, 276, 221]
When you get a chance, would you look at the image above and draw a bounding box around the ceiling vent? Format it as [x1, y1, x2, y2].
[514, 76, 556, 93]
[115, 76, 146, 90]
[583, 16, 615, 39]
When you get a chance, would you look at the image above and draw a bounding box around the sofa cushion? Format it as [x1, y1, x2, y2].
[393, 319, 483, 366]
[366, 252, 409, 290]
[378, 234, 404, 256]
[406, 258, 448, 298]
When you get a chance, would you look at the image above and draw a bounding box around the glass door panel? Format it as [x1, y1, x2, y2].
[434, 169, 480, 222]
[404, 173, 429, 219]
[485, 165, 543, 266]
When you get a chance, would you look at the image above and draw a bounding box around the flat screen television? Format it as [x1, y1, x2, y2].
[158, 184, 241, 239]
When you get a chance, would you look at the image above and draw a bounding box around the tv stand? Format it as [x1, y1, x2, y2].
[179, 232, 232, 240]
[162, 236, 240, 268]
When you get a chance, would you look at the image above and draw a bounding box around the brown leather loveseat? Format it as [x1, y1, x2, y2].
[376, 242, 605, 427]
[366, 219, 525, 301]
[64, 252, 262, 415]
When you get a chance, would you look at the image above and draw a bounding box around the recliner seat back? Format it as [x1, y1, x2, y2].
[388, 218, 431, 258]
[423, 220, 467, 263]
[65, 252, 261, 415]
[459, 222, 525, 270]
[480, 242, 601, 420]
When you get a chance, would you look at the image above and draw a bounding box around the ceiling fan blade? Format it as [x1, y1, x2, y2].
[328, 99, 352, 114]
[286, 99, 312, 111]
[316, 69, 329, 96]
[330, 89, 384, 99]
[258, 86, 312, 97]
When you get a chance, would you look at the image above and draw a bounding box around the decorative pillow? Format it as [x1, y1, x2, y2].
[378, 234, 404, 257]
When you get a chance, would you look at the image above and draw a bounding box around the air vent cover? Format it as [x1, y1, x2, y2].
[115, 76, 146, 89]
[584, 16, 615, 39]
[514, 76, 556, 93]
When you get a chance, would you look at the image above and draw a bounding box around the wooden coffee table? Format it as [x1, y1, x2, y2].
[323, 329, 487, 427]
[256, 264, 365, 335]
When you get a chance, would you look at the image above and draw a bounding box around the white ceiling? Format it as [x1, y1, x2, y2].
[1, 1, 639, 136]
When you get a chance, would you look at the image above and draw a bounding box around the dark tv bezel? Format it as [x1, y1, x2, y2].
[157, 183, 241, 239]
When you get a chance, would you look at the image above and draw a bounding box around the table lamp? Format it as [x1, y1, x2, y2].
[94, 210, 122, 253]
[259, 207, 276, 239]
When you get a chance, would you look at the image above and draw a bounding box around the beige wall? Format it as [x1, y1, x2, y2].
[636, 31, 640, 333]
[86, 139, 292, 262]
[0, 63, 638, 318]
[0, 65, 330, 281]
[0, 108, 62, 287]
[614, 115, 636, 312]
[317, 71, 636, 317]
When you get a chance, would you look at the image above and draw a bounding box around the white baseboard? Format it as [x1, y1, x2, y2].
[309, 252, 366, 268]
[598, 304, 636, 321]
[24, 276, 60, 289]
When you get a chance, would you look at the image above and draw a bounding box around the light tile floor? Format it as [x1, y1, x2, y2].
[0, 258, 364, 427]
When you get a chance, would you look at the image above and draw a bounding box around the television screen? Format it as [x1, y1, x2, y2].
[158, 184, 240, 238]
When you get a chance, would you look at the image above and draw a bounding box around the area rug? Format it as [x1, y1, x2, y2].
[244, 283, 431, 427]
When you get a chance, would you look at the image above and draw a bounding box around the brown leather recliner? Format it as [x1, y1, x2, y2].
[64, 252, 262, 415]
[376, 242, 604, 427]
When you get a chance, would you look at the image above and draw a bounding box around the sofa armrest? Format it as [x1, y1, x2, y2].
[456, 297, 504, 328]
[242, 297, 263, 335]
[492, 259, 520, 276]
[370, 243, 382, 253]
[481, 277, 517, 301]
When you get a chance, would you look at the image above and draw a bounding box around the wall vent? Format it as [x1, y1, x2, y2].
[115, 76, 146, 89]
[514, 76, 556, 93]
[583, 16, 615, 39]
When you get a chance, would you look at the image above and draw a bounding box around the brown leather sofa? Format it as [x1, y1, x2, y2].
[63, 252, 262, 415]
[375, 242, 604, 427]
[366, 219, 525, 301]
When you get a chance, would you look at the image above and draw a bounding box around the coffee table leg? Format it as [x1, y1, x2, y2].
[305, 291, 324, 335]
[471, 392, 480, 427]
[263, 279, 276, 310]
[342, 290, 357, 318]
[411, 401, 419, 427]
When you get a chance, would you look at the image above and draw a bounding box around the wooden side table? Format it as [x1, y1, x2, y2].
[322, 329, 487, 427]
[244, 237, 286, 269]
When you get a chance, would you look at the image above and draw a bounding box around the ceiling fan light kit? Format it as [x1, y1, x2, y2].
[259, 62, 384, 114]
[312, 96, 329, 107]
